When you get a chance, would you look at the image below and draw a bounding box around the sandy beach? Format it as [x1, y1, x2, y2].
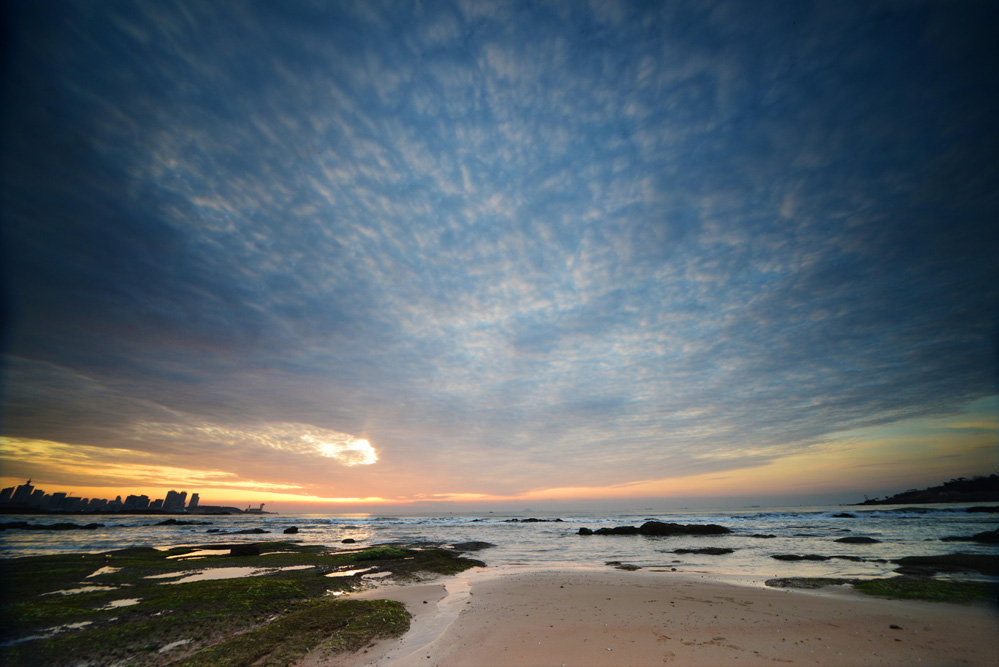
[300, 569, 999, 667]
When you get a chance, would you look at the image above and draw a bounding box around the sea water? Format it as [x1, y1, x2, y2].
[2, 505, 996, 583]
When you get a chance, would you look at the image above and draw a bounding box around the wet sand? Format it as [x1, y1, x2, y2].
[300, 569, 999, 666]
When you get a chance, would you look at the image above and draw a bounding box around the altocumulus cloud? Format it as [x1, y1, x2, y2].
[1, 0, 997, 501]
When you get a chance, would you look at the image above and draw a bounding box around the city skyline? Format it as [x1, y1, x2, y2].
[2, 1, 997, 512]
[0, 478, 201, 512]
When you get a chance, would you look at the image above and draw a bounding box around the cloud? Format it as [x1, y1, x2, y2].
[133, 422, 377, 467]
[2, 0, 996, 502]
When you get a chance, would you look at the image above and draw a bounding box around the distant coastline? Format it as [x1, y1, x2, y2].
[855, 475, 999, 505]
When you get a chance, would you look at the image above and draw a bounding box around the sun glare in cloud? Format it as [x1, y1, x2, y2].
[134, 421, 378, 466]
[309, 436, 377, 466]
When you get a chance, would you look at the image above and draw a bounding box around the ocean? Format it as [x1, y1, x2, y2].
[2, 504, 996, 584]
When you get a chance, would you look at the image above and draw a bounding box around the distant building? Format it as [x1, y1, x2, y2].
[12, 480, 34, 504]
[163, 490, 187, 510]
[149, 499, 163, 510]
[48, 492, 67, 510]
[123, 494, 150, 510]
[0, 487, 14, 503]
[188, 493, 199, 509]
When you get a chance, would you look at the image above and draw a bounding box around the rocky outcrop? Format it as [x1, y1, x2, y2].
[940, 530, 999, 544]
[283, 526, 299, 534]
[504, 518, 563, 523]
[834, 536, 881, 544]
[672, 547, 734, 555]
[0, 521, 104, 531]
[229, 544, 260, 557]
[579, 521, 730, 536]
[451, 541, 496, 552]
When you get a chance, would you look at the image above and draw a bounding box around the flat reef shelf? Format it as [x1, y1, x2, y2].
[0, 541, 484, 666]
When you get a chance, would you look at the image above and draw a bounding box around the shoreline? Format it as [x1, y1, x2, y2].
[307, 567, 999, 667]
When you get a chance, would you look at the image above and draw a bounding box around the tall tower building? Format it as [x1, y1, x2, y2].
[188, 493, 199, 509]
[12, 480, 34, 504]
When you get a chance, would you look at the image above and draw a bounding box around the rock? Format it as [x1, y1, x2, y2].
[616, 563, 641, 571]
[451, 541, 496, 552]
[831, 513, 856, 518]
[595, 525, 641, 535]
[229, 544, 260, 557]
[749, 533, 777, 539]
[283, 526, 299, 534]
[892, 553, 999, 577]
[772, 554, 831, 561]
[639, 521, 731, 536]
[604, 561, 622, 566]
[341, 538, 356, 544]
[156, 519, 212, 526]
[834, 536, 880, 544]
[206, 528, 221, 533]
[942, 530, 999, 544]
[578, 527, 593, 535]
[0, 522, 30, 531]
[890, 624, 903, 630]
[231, 528, 269, 534]
[966, 506, 999, 513]
[765, 577, 845, 589]
[671, 547, 734, 555]
[504, 518, 563, 522]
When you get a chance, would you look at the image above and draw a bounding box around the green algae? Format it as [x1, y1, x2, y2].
[0, 542, 482, 666]
[765, 575, 998, 605]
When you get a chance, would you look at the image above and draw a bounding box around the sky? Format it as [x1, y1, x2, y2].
[1, 0, 997, 512]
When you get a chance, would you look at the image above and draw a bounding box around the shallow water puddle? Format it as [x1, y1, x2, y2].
[101, 598, 142, 609]
[166, 549, 231, 560]
[86, 566, 123, 578]
[149, 565, 317, 584]
[326, 567, 376, 578]
[43, 585, 118, 596]
[0, 621, 93, 647]
[361, 571, 393, 579]
[158, 639, 191, 654]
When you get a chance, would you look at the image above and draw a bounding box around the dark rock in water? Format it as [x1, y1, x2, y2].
[892, 553, 999, 577]
[581, 521, 731, 536]
[671, 547, 734, 555]
[831, 513, 856, 518]
[966, 506, 999, 513]
[835, 536, 880, 544]
[156, 519, 212, 526]
[504, 518, 563, 522]
[941, 530, 999, 544]
[889, 624, 903, 630]
[452, 541, 496, 552]
[0, 522, 30, 531]
[640, 521, 731, 536]
[230, 544, 260, 557]
[595, 525, 641, 535]
[283, 526, 299, 534]
[765, 577, 845, 589]
[749, 533, 777, 539]
[605, 561, 622, 566]
[231, 528, 269, 534]
[206, 528, 221, 533]
[772, 554, 831, 561]
[341, 538, 356, 544]
[615, 563, 641, 571]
